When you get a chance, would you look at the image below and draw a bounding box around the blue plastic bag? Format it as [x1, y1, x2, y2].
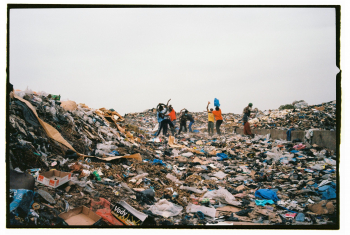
[216, 153, 228, 161]
[109, 150, 119, 156]
[152, 159, 166, 166]
[296, 213, 305, 222]
[10, 189, 35, 216]
[318, 182, 336, 200]
[214, 98, 220, 107]
[255, 189, 279, 202]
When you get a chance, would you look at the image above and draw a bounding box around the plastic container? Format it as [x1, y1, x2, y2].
[93, 171, 101, 181]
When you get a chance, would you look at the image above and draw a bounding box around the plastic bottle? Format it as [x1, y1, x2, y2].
[92, 171, 101, 181]
[296, 212, 305, 222]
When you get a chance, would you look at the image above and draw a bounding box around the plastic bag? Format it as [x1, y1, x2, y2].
[203, 188, 241, 206]
[95, 149, 113, 157]
[266, 147, 283, 162]
[10, 189, 35, 215]
[294, 101, 308, 109]
[179, 185, 207, 194]
[49, 107, 57, 116]
[186, 203, 216, 218]
[213, 171, 227, 179]
[96, 143, 117, 152]
[255, 189, 279, 202]
[14, 90, 26, 98]
[214, 98, 220, 107]
[71, 176, 87, 187]
[24, 87, 34, 95]
[149, 199, 183, 218]
[130, 173, 149, 181]
[37, 91, 48, 97]
[166, 174, 184, 184]
[90, 198, 122, 225]
[324, 158, 336, 166]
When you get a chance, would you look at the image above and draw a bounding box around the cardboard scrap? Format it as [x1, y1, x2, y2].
[37, 170, 72, 188]
[58, 206, 101, 226]
[84, 153, 142, 162]
[236, 185, 245, 191]
[308, 200, 334, 215]
[216, 206, 241, 213]
[193, 157, 210, 165]
[60, 100, 78, 111]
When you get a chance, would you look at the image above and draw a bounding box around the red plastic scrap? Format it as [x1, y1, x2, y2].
[90, 197, 123, 226]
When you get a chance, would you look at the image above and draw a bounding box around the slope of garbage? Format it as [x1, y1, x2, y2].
[8, 90, 337, 227]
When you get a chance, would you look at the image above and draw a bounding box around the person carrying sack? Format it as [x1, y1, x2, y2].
[212, 105, 223, 136]
[206, 101, 215, 136]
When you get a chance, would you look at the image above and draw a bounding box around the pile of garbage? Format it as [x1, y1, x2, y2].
[8, 89, 337, 227]
[126, 100, 336, 135]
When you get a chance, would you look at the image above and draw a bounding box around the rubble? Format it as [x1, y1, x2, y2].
[8, 88, 338, 227]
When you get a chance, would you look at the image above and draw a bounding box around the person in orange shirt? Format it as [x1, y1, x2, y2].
[168, 105, 177, 127]
[212, 105, 223, 136]
[206, 101, 215, 136]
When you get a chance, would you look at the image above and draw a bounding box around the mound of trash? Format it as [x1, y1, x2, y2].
[8, 88, 337, 227]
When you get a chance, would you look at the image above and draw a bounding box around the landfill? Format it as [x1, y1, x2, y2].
[7, 88, 338, 227]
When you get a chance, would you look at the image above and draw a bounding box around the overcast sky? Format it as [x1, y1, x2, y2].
[9, 7, 339, 115]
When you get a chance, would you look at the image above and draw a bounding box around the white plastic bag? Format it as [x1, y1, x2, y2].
[14, 90, 26, 98]
[213, 171, 228, 179]
[186, 203, 216, 218]
[181, 152, 194, 157]
[149, 199, 183, 218]
[71, 176, 87, 187]
[203, 188, 241, 206]
[179, 185, 207, 194]
[49, 107, 57, 116]
[37, 91, 48, 97]
[96, 143, 117, 152]
[166, 174, 184, 184]
[324, 158, 336, 166]
[24, 87, 34, 95]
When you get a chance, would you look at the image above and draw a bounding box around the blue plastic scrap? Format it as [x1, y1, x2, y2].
[296, 213, 305, 222]
[10, 189, 35, 216]
[255, 189, 279, 202]
[109, 150, 119, 156]
[255, 199, 274, 206]
[196, 211, 205, 220]
[216, 153, 228, 161]
[152, 159, 166, 166]
[317, 182, 336, 200]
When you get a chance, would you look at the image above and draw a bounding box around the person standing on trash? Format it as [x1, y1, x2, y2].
[168, 104, 177, 128]
[178, 108, 188, 135]
[164, 99, 177, 134]
[185, 110, 195, 133]
[154, 99, 171, 136]
[212, 106, 223, 136]
[156, 102, 175, 137]
[206, 101, 215, 136]
[243, 103, 254, 137]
